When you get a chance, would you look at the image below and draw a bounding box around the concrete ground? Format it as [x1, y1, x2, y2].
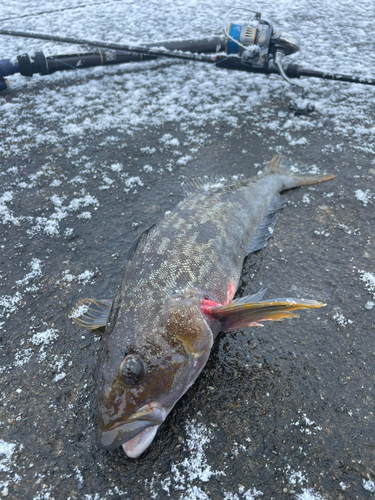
[0, 1, 374, 499]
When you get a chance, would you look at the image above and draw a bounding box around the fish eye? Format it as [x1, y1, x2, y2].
[119, 355, 145, 386]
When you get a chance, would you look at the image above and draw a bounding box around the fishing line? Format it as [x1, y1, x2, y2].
[0, 28, 215, 63]
[47, 56, 79, 71]
[0, 0, 126, 24]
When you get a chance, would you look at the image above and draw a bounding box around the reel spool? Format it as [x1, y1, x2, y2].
[225, 8, 272, 67]
[224, 8, 303, 88]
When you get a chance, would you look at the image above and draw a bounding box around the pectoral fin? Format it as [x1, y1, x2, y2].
[209, 294, 325, 332]
[70, 298, 112, 329]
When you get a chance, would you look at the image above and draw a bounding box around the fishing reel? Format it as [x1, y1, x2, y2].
[225, 8, 302, 88]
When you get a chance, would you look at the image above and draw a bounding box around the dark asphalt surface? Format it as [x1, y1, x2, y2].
[1, 78, 375, 499]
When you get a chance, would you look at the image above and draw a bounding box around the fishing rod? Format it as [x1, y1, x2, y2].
[1, 8, 374, 96]
[0, 37, 225, 91]
[0, 36, 225, 91]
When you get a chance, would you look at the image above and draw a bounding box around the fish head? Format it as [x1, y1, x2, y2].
[94, 291, 214, 458]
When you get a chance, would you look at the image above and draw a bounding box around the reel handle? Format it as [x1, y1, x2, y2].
[274, 51, 304, 88]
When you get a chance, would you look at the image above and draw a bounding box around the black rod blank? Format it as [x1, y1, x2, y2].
[0, 28, 215, 63]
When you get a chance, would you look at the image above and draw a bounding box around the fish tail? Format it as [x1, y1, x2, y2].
[264, 154, 336, 188]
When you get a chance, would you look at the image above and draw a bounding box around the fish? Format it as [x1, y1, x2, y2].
[70, 154, 335, 458]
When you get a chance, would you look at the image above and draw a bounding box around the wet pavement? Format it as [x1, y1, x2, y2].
[1, 112, 374, 499]
[1, 1, 375, 499]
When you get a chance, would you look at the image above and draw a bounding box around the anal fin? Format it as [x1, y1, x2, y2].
[247, 194, 287, 255]
[70, 298, 112, 329]
[208, 293, 325, 332]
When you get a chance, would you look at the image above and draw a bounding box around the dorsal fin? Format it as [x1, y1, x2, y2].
[182, 176, 227, 197]
[246, 194, 287, 255]
[125, 224, 156, 269]
[182, 176, 247, 198]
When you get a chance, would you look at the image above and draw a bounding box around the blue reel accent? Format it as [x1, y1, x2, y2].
[227, 24, 242, 54]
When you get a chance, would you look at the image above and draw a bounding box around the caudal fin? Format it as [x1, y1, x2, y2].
[264, 154, 335, 188]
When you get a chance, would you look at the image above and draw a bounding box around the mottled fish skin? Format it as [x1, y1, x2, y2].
[83, 156, 334, 456]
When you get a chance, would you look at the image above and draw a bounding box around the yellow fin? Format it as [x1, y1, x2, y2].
[209, 296, 324, 332]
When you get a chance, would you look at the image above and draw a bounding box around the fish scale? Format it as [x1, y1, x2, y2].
[70, 154, 335, 457]
[123, 176, 285, 305]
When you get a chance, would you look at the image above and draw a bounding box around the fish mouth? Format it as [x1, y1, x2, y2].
[97, 402, 166, 452]
[122, 424, 160, 458]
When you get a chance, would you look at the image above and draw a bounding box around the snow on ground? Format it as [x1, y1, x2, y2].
[0, 0, 375, 159]
[140, 414, 330, 499]
[357, 269, 375, 299]
[0, 0, 374, 498]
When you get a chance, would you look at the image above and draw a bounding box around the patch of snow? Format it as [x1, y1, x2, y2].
[77, 211, 92, 219]
[289, 470, 307, 486]
[314, 229, 330, 237]
[363, 479, 375, 492]
[61, 271, 75, 283]
[0, 191, 20, 226]
[173, 420, 225, 484]
[291, 413, 322, 434]
[16, 258, 43, 287]
[0, 440, 17, 472]
[30, 328, 59, 363]
[358, 269, 375, 299]
[180, 486, 210, 500]
[140, 147, 156, 155]
[0, 292, 23, 319]
[160, 134, 180, 146]
[31, 328, 59, 346]
[77, 270, 96, 284]
[302, 194, 310, 204]
[333, 312, 353, 327]
[32, 484, 54, 500]
[354, 189, 374, 206]
[124, 176, 144, 193]
[53, 372, 66, 382]
[110, 163, 123, 172]
[27, 194, 99, 237]
[58, 269, 96, 286]
[231, 441, 247, 457]
[177, 155, 193, 166]
[241, 488, 263, 500]
[14, 348, 33, 367]
[296, 489, 324, 500]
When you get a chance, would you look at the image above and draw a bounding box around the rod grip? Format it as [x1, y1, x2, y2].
[0, 58, 19, 77]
